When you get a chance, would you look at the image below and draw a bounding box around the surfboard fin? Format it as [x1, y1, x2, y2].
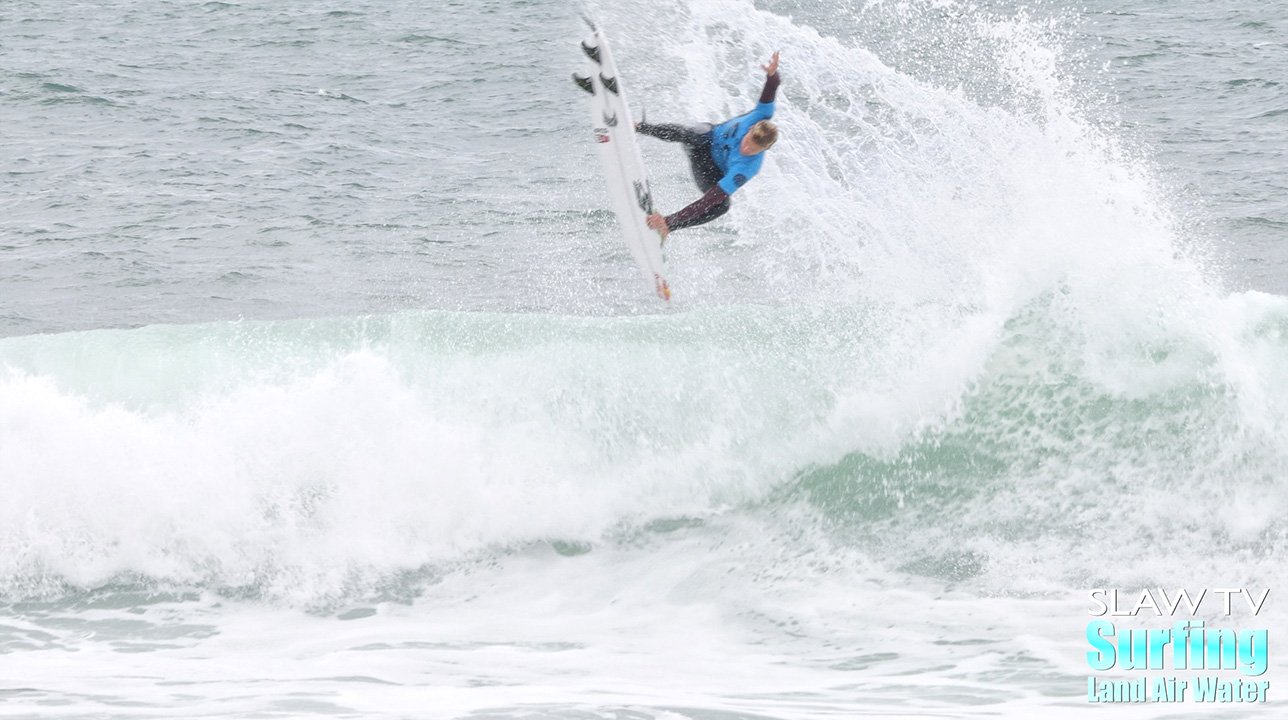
[599, 73, 618, 95]
[581, 41, 601, 64]
[572, 73, 594, 95]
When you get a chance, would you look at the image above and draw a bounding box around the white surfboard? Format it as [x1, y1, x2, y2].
[576, 19, 671, 302]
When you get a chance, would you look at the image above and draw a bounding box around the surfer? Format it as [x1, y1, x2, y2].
[636, 51, 780, 239]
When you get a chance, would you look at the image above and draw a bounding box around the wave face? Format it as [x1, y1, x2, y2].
[4, 285, 1288, 604]
[1, 309, 874, 602]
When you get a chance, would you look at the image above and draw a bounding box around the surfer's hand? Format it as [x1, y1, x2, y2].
[647, 213, 670, 237]
[762, 51, 780, 76]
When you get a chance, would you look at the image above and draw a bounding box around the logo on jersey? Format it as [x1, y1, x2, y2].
[733, 174, 748, 188]
[602, 111, 618, 127]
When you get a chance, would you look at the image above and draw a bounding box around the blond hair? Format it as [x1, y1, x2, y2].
[749, 120, 778, 149]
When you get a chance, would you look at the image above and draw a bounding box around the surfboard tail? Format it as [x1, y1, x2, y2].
[655, 274, 672, 302]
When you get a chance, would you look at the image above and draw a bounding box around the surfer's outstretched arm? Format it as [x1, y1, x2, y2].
[760, 51, 780, 103]
[648, 186, 731, 238]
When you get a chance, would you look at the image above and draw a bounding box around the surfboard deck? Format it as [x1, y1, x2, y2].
[576, 18, 671, 302]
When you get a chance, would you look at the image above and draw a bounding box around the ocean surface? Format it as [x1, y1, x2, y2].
[2, 0, 1286, 718]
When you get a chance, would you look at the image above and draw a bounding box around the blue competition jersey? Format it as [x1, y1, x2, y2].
[709, 99, 775, 195]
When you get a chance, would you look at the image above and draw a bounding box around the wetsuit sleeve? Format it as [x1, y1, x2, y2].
[749, 72, 779, 122]
[759, 72, 780, 104]
[665, 185, 730, 230]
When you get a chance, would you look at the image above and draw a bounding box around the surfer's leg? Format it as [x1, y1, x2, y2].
[635, 122, 710, 146]
[685, 146, 723, 192]
[637, 122, 723, 192]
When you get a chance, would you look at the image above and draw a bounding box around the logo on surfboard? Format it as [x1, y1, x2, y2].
[633, 180, 654, 214]
[654, 274, 671, 301]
